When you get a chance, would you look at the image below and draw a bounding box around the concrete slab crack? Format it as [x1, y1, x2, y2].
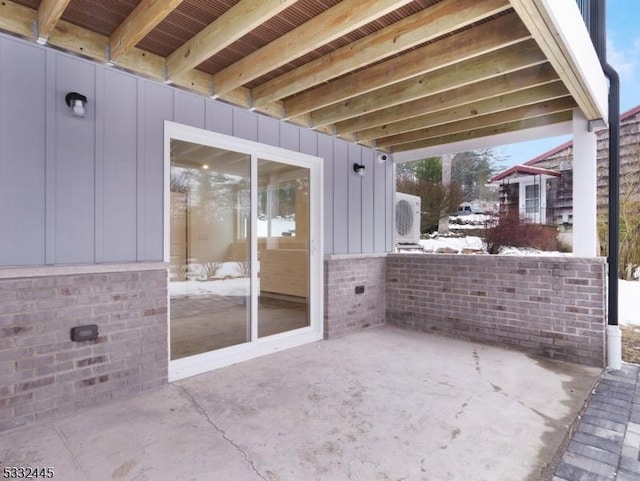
[52, 423, 93, 481]
[472, 348, 481, 374]
[176, 385, 268, 481]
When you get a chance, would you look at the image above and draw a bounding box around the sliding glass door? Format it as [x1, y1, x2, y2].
[165, 122, 322, 380]
[169, 140, 251, 359]
[257, 158, 311, 338]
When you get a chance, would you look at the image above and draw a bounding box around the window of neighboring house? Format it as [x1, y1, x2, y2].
[525, 184, 540, 213]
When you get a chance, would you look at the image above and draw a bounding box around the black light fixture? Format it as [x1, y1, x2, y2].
[353, 163, 366, 176]
[65, 92, 87, 118]
[70, 324, 98, 342]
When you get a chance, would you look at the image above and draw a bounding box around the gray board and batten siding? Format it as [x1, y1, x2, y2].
[0, 32, 394, 268]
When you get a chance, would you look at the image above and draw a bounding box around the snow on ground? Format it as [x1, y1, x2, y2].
[498, 246, 572, 257]
[169, 278, 248, 298]
[620, 280, 640, 327]
[448, 214, 495, 230]
[419, 235, 570, 256]
[419, 235, 484, 252]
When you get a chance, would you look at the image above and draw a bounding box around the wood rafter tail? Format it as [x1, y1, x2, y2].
[166, 0, 298, 80]
[390, 111, 573, 153]
[356, 81, 570, 143]
[334, 63, 560, 135]
[36, 0, 71, 42]
[109, 0, 184, 61]
[250, 0, 512, 108]
[0, 1, 333, 134]
[211, 0, 414, 97]
[509, 0, 601, 120]
[308, 38, 547, 128]
[375, 96, 577, 150]
[284, 11, 531, 120]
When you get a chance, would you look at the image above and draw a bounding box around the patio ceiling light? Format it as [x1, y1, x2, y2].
[65, 92, 87, 118]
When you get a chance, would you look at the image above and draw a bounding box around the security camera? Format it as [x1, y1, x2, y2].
[377, 153, 389, 163]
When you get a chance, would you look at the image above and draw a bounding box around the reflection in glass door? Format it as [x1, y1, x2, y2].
[169, 140, 251, 360]
[257, 159, 310, 337]
[166, 122, 322, 380]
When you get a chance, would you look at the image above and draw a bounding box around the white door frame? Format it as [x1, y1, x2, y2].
[164, 121, 324, 381]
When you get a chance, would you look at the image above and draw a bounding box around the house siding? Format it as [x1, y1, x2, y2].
[597, 109, 640, 214]
[0, 39, 46, 266]
[386, 254, 606, 367]
[525, 108, 640, 222]
[0, 32, 393, 267]
[0, 32, 393, 431]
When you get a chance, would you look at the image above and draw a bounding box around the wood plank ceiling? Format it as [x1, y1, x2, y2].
[0, 0, 596, 154]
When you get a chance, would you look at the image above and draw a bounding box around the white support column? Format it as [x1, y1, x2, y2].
[572, 108, 598, 257]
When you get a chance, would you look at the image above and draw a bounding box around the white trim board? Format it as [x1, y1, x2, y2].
[164, 121, 324, 381]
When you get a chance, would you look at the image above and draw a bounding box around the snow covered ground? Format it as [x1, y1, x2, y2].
[419, 235, 484, 252]
[448, 214, 495, 230]
[619, 280, 640, 327]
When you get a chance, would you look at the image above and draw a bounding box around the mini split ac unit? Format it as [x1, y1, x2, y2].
[395, 192, 421, 244]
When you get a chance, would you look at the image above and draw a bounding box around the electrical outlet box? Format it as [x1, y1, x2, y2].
[355, 285, 365, 294]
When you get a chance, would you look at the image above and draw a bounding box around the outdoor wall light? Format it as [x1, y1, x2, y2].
[65, 92, 87, 118]
[353, 163, 366, 176]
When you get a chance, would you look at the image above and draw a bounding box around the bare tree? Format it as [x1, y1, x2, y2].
[438, 154, 453, 235]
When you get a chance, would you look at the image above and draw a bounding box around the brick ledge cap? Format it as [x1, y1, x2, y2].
[325, 253, 388, 261]
[0, 262, 168, 279]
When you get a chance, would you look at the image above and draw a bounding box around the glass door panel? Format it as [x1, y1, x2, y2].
[169, 139, 251, 359]
[257, 158, 310, 338]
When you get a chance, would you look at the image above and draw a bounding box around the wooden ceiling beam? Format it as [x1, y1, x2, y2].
[0, 0, 333, 133]
[284, 11, 530, 119]
[0, 0, 32, 37]
[211, 0, 413, 96]
[166, 0, 298, 80]
[36, 0, 71, 43]
[251, 0, 510, 108]
[509, 0, 600, 120]
[390, 111, 573, 152]
[358, 81, 570, 143]
[335, 63, 559, 135]
[310, 39, 546, 128]
[109, 0, 184, 61]
[376, 96, 576, 149]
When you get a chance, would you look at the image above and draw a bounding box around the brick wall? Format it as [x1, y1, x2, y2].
[386, 254, 606, 367]
[324, 255, 386, 339]
[0, 264, 168, 431]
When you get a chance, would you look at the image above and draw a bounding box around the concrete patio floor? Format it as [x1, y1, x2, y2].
[0, 326, 601, 481]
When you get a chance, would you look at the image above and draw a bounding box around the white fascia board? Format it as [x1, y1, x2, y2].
[496, 174, 553, 185]
[392, 120, 572, 163]
[539, 0, 609, 123]
[516, 174, 553, 185]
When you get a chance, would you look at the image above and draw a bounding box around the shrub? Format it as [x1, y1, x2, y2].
[482, 211, 558, 254]
[201, 261, 222, 280]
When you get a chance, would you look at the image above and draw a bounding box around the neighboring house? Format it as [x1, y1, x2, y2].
[490, 105, 640, 227]
[0, 0, 612, 431]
